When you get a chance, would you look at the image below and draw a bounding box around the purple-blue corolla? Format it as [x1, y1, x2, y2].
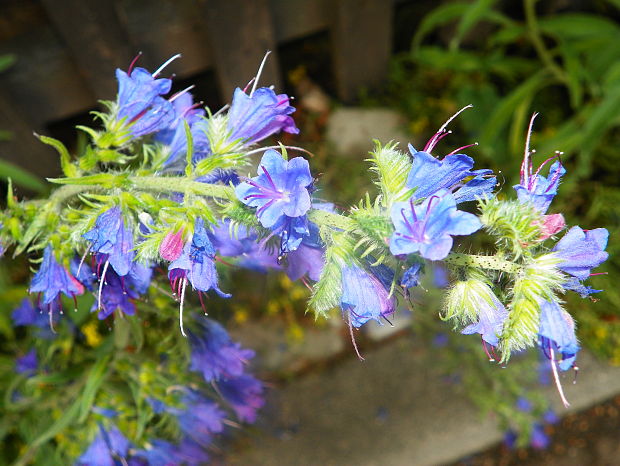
[228, 87, 299, 145]
[406, 144, 495, 203]
[340, 264, 395, 328]
[29, 245, 84, 308]
[235, 149, 313, 230]
[218, 374, 265, 423]
[461, 289, 508, 347]
[189, 319, 255, 382]
[76, 424, 130, 466]
[389, 190, 481, 261]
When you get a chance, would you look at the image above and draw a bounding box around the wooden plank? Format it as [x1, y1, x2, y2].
[119, 0, 213, 78]
[270, 0, 330, 42]
[0, 90, 60, 180]
[40, 0, 134, 100]
[202, 0, 282, 100]
[331, 0, 393, 102]
[0, 26, 95, 126]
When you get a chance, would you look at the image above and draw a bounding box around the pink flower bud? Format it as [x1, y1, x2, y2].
[160, 229, 184, 261]
[539, 213, 566, 240]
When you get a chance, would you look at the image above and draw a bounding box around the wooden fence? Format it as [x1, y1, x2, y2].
[0, 0, 395, 178]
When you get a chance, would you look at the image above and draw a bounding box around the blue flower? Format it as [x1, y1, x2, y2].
[189, 319, 255, 382]
[235, 150, 313, 231]
[15, 349, 38, 375]
[405, 145, 495, 202]
[552, 226, 609, 281]
[228, 87, 299, 145]
[136, 438, 209, 466]
[219, 374, 265, 423]
[76, 424, 130, 466]
[538, 300, 579, 371]
[155, 92, 211, 170]
[515, 397, 533, 412]
[286, 243, 324, 281]
[11, 299, 40, 327]
[30, 245, 84, 307]
[514, 160, 565, 214]
[461, 290, 508, 346]
[401, 262, 423, 288]
[83, 207, 135, 277]
[340, 264, 395, 328]
[389, 190, 482, 260]
[562, 277, 601, 298]
[115, 61, 175, 138]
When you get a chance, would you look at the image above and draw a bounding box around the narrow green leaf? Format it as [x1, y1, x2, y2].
[78, 354, 110, 422]
[184, 120, 194, 177]
[0, 159, 46, 192]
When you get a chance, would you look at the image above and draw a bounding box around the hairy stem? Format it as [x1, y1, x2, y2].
[444, 252, 521, 274]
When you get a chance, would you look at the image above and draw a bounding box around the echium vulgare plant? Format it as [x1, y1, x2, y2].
[0, 52, 610, 463]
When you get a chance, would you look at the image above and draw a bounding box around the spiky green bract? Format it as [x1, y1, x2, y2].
[195, 114, 250, 176]
[443, 268, 495, 325]
[366, 140, 413, 208]
[500, 253, 566, 361]
[479, 197, 543, 259]
[349, 195, 393, 264]
[307, 229, 355, 319]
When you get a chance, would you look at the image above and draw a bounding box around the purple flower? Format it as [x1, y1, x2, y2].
[168, 218, 229, 297]
[29, 245, 84, 307]
[218, 374, 265, 423]
[562, 277, 601, 298]
[92, 263, 152, 320]
[15, 349, 38, 375]
[515, 397, 533, 412]
[543, 410, 559, 424]
[461, 290, 508, 346]
[136, 438, 209, 466]
[76, 424, 130, 466]
[115, 59, 175, 137]
[189, 319, 255, 382]
[208, 221, 281, 273]
[11, 299, 39, 327]
[530, 424, 550, 449]
[552, 226, 609, 281]
[538, 300, 579, 371]
[235, 150, 313, 231]
[155, 92, 211, 170]
[286, 244, 324, 281]
[406, 145, 495, 203]
[228, 87, 299, 145]
[176, 391, 226, 442]
[83, 207, 135, 277]
[514, 159, 565, 214]
[389, 190, 482, 260]
[340, 264, 395, 328]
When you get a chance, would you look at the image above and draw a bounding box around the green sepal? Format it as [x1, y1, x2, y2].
[366, 140, 412, 208]
[48, 173, 129, 189]
[35, 134, 80, 178]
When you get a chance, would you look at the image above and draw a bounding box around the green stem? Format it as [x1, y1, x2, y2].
[444, 252, 521, 274]
[44, 175, 521, 274]
[524, 0, 567, 84]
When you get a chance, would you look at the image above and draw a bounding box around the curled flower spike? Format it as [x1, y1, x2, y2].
[159, 228, 185, 261]
[389, 190, 481, 260]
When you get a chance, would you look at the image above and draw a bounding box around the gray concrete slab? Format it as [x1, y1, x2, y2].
[228, 336, 620, 466]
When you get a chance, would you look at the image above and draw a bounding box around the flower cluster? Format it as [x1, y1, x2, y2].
[0, 52, 611, 463]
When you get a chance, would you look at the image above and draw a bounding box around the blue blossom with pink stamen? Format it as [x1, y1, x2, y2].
[389, 190, 482, 261]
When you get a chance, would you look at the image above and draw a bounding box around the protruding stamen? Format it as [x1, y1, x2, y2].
[98, 260, 110, 310]
[550, 348, 570, 408]
[446, 142, 478, 156]
[521, 113, 539, 185]
[347, 312, 365, 361]
[49, 303, 57, 334]
[179, 277, 188, 337]
[152, 54, 182, 78]
[76, 245, 91, 277]
[127, 52, 143, 76]
[250, 50, 272, 97]
[424, 104, 473, 152]
[169, 85, 195, 103]
[72, 294, 79, 313]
